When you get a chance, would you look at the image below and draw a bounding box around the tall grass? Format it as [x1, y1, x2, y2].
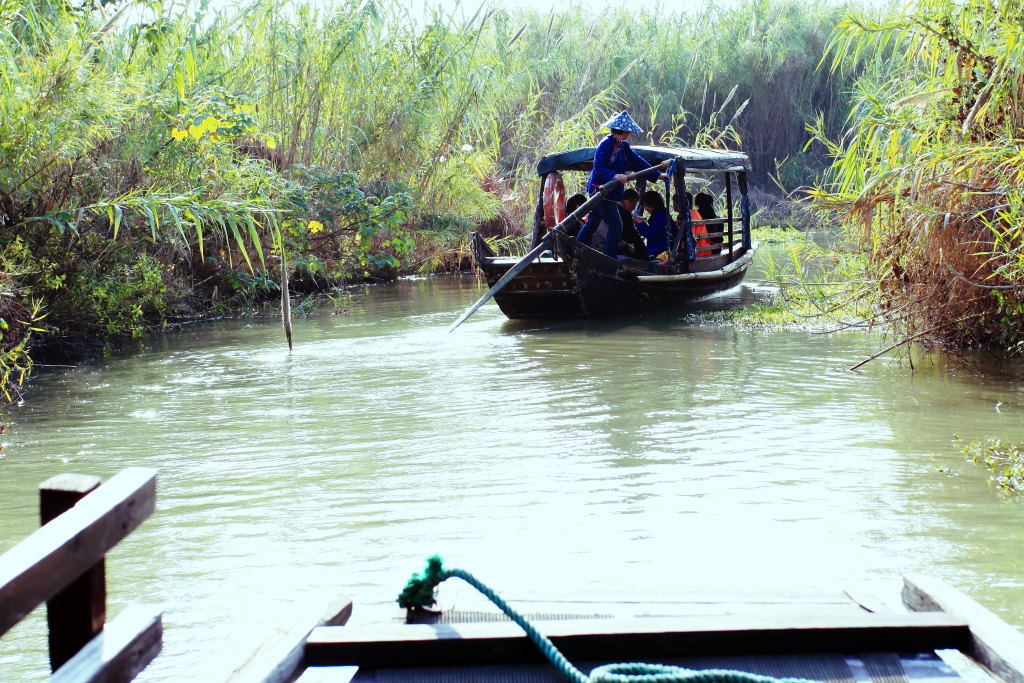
[808, 0, 1024, 353]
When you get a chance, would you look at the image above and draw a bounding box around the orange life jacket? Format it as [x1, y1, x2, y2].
[692, 209, 711, 257]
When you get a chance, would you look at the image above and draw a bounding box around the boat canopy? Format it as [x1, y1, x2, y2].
[536, 145, 750, 176]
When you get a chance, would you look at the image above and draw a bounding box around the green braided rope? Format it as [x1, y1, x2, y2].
[398, 555, 586, 683]
[396, 556, 817, 683]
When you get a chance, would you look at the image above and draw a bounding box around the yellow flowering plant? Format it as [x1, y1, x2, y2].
[168, 88, 275, 149]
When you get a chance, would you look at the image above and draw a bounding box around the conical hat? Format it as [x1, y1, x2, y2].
[603, 110, 644, 134]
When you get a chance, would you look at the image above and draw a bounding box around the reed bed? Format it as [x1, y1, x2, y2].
[807, 0, 1024, 354]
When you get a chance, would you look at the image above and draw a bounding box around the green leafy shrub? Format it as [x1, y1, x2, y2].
[958, 437, 1024, 495]
[16, 233, 168, 344]
[278, 166, 414, 281]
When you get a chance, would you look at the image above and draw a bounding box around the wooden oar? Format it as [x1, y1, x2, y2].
[447, 160, 669, 333]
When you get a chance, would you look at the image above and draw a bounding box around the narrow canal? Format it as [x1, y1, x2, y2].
[2, 254, 1023, 680]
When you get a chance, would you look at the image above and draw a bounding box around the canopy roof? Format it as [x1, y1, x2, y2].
[536, 145, 750, 176]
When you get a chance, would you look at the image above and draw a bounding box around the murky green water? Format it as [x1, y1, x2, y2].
[2, 254, 1024, 680]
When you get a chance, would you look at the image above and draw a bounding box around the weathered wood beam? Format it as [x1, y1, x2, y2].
[224, 592, 353, 683]
[40, 474, 104, 524]
[50, 603, 162, 683]
[304, 611, 970, 669]
[40, 474, 106, 671]
[903, 574, 1024, 683]
[0, 467, 157, 638]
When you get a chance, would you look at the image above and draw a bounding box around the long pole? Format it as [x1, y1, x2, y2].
[447, 160, 669, 333]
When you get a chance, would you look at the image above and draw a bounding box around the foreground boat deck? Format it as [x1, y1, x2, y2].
[299, 652, 967, 683]
[230, 575, 1024, 683]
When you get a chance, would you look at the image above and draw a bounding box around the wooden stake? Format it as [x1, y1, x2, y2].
[281, 247, 293, 352]
[39, 474, 105, 672]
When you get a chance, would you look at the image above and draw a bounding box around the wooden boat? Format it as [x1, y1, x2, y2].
[231, 574, 1024, 683]
[472, 146, 756, 320]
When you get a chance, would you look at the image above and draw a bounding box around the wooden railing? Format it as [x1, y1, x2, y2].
[0, 467, 161, 681]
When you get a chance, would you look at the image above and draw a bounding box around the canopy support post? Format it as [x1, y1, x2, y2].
[738, 172, 751, 252]
[531, 175, 548, 249]
[725, 172, 734, 262]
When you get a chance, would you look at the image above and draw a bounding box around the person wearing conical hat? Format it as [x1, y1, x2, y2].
[576, 110, 666, 258]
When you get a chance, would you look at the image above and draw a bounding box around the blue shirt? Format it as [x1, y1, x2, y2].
[636, 208, 671, 256]
[586, 135, 661, 202]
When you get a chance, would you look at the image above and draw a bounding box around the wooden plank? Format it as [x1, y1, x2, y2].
[50, 603, 162, 683]
[225, 592, 353, 683]
[842, 589, 893, 614]
[294, 666, 359, 683]
[40, 474, 106, 671]
[903, 574, 1024, 683]
[40, 475, 104, 524]
[693, 239, 739, 252]
[465, 588, 861, 605]
[415, 586, 865, 625]
[0, 468, 157, 638]
[305, 611, 970, 669]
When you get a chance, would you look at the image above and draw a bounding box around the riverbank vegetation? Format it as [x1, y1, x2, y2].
[798, 0, 1024, 355]
[17, 0, 1023, 395]
[0, 0, 866, 400]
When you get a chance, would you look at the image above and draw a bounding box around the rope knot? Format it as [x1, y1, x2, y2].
[396, 555, 448, 609]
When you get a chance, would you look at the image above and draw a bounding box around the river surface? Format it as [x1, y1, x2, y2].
[2, 254, 1024, 680]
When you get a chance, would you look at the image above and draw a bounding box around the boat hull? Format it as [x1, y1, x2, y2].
[472, 231, 754, 320]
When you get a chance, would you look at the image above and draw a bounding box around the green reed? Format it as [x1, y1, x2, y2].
[808, 0, 1024, 353]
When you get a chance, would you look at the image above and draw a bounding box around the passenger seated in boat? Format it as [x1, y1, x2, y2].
[635, 190, 671, 261]
[683, 191, 713, 257]
[694, 192, 721, 245]
[564, 193, 598, 242]
[566, 193, 586, 213]
[617, 189, 648, 259]
[569, 193, 614, 254]
[564, 193, 587, 228]
[575, 191, 645, 259]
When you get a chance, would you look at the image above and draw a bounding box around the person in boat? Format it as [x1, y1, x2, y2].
[566, 192, 587, 217]
[566, 192, 611, 251]
[618, 189, 649, 259]
[694, 192, 721, 246]
[576, 111, 666, 258]
[635, 190, 671, 261]
[684, 191, 713, 258]
[573, 189, 647, 259]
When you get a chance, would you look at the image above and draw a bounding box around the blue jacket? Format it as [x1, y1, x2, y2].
[636, 208, 671, 256]
[586, 135, 661, 202]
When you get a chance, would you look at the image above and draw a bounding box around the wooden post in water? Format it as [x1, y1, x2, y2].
[39, 474, 106, 671]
